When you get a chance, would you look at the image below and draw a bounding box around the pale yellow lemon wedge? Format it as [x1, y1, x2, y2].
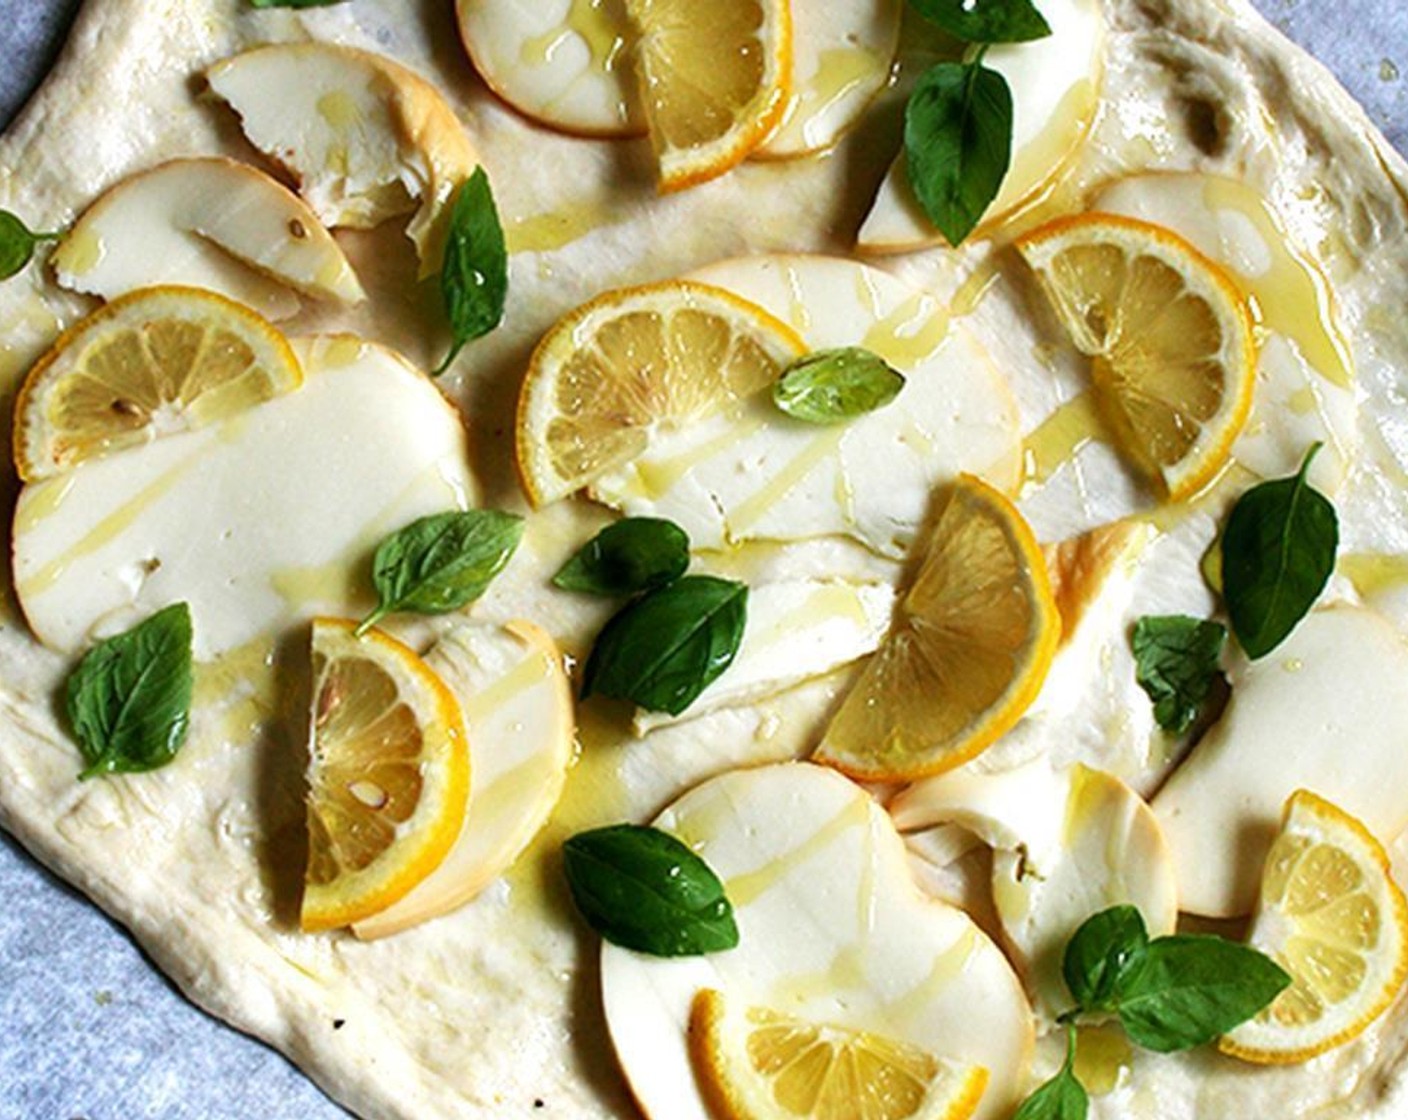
[814, 475, 1060, 782]
[1220, 790, 1408, 1064]
[626, 0, 792, 191]
[13, 286, 301, 482]
[515, 279, 807, 506]
[353, 620, 574, 939]
[1016, 213, 1257, 500]
[301, 618, 471, 933]
[690, 988, 990, 1120]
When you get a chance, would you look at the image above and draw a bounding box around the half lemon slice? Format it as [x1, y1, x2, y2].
[814, 474, 1060, 782]
[690, 988, 989, 1120]
[1220, 790, 1408, 1064]
[13, 285, 301, 482]
[1016, 213, 1256, 500]
[301, 619, 470, 932]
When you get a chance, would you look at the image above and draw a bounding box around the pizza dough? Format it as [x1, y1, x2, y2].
[2, 1, 1408, 1117]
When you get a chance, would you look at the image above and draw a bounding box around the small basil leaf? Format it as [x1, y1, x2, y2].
[1131, 616, 1228, 734]
[904, 57, 1013, 247]
[553, 517, 690, 596]
[65, 603, 194, 779]
[357, 510, 524, 635]
[562, 824, 739, 956]
[1221, 444, 1337, 659]
[1012, 1028, 1088, 1120]
[772, 348, 906, 425]
[1063, 905, 1149, 1014]
[909, 0, 1053, 44]
[432, 166, 508, 376]
[581, 575, 747, 715]
[1115, 935, 1291, 1052]
[0, 209, 60, 280]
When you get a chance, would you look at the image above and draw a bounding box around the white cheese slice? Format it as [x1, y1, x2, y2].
[1153, 605, 1408, 917]
[12, 336, 475, 660]
[602, 762, 1034, 1120]
[51, 157, 365, 321]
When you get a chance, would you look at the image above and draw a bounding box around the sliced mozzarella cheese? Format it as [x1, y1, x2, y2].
[455, 0, 642, 138]
[1093, 173, 1358, 493]
[857, 0, 1102, 253]
[354, 620, 574, 939]
[758, 0, 903, 158]
[207, 43, 480, 273]
[602, 762, 1034, 1120]
[895, 760, 1176, 1017]
[50, 158, 364, 321]
[633, 578, 894, 733]
[1153, 605, 1408, 917]
[12, 337, 475, 660]
[592, 254, 1021, 558]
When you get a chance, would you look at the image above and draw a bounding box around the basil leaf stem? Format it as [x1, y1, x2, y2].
[553, 517, 690, 596]
[1221, 444, 1337, 659]
[904, 51, 1013, 247]
[1130, 615, 1227, 734]
[1012, 1024, 1089, 1120]
[562, 824, 739, 957]
[432, 167, 508, 376]
[581, 575, 747, 715]
[0, 209, 62, 280]
[357, 510, 524, 636]
[1063, 905, 1149, 1015]
[908, 0, 1053, 44]
[65, 603, 194, 779]
[772, 348, 905, 425]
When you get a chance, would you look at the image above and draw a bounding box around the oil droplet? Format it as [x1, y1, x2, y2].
[1075, 1024, 1134, 1095]
[1381, 59, 1400, 82]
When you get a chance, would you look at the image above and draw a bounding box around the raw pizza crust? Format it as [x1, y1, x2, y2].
[2, 1, 1408, 1118]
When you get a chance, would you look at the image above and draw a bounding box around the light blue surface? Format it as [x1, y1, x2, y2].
[0, 2, 1405, 1119]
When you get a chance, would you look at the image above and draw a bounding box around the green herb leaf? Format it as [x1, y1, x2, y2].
[562, 824, 739, 956]
[1221, 444, 1337, 659]
[0, 209, 60, 280]
[904, 56, 1013, 247]
[553, 517, 690, 596]
[249, 0, 346, 8]
[357, 510, 524, 636]
[909, 0, 1053, 44]
[1116, 935, 1291, 1052]
[581, 575, 747, 715]
[1012, 1026, 1088, 1120]
[65, 603, 194, 779]
[1063, 905, 1149, 1015]
[1131, 616, 1228, 734]
[432, 167, 508, 376]
[772, 348, 906, 425]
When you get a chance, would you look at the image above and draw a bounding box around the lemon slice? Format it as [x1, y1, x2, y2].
[626, 0, 792, 191]
[1219, 790, 1408, 1064]
[814, 474, 1059, 782]
[13, 286, 302, 482]
[516, 279, 807, 505]
[301, 618, 471, 932]
[1016, 213, 1257, 500]
[690, 988, 990, 1120]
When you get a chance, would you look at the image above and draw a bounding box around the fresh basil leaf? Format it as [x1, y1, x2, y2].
[0, 209, 60, 280]
[249, 0, 346, 8]
[65, 603, 194, 780]
[772, 348, 906, 425]
[1115, 935, 1291, 1052]
[1221, 444, 1337, 659]
[432, 166, 508, 376]
[1131, 616, 1227, 734]
[1063, 905, 1149, 1015]
[581, 575, 747, 715]
[554, 517, 690, 596]
[1012, 1027, 1088, 1120]
[562, 824, 739, 956]
[357, 510, 523, 635]
[909, 0, 1053, 44]
[904, 57, 1013, 247]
